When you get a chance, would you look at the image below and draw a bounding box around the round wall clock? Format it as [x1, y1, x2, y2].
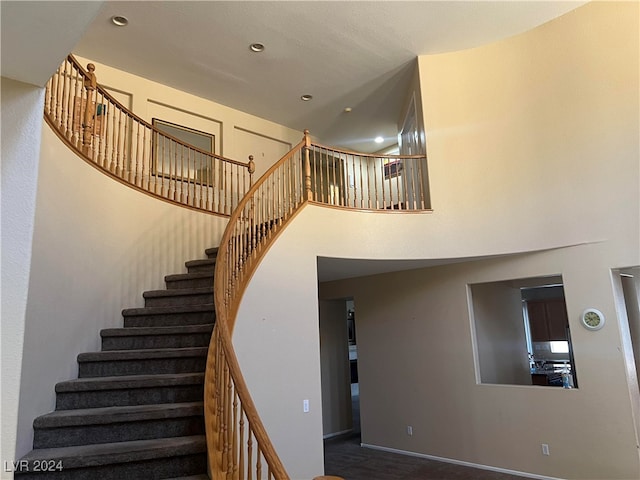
[581, 308, 605, 331]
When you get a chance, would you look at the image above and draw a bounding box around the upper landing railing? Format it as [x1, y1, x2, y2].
[45, 55, 430, 480]
[45, 56, 254, 216]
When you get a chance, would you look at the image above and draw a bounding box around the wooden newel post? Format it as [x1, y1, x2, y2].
[303, 129, 312, 201]
[247, 155, 256, 186]
[82, 63, 97, 155]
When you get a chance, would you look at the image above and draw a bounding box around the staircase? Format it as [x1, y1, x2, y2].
[15, 248, 220, 479]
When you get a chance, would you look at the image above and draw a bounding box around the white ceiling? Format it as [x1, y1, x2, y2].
[72, 1, 585, 152]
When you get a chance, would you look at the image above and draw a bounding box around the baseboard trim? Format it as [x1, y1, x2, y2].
[359, 443, 564, 480]
[323, 428, 353, 440]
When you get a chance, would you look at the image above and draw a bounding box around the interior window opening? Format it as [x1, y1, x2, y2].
[471, 275, 578, 388]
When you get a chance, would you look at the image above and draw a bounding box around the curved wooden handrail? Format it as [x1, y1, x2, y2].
[310, 141, 426, 160]
[205, 138, 307, 479]
[205, 129, 431, 478]
[45, 55, 253, 217]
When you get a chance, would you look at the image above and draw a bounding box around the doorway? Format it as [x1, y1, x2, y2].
[346, 300, 361, 438]
[318, 298, 360, 441]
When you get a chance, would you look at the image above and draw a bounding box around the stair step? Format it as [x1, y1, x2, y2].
[101, 324, 214, 350]
[123, 304, 215, 328]
[165, 271, 214, 289]
[143, 287, 213, 307]
[77, 347, 207, 378]
[14, 435, 206, 479]
[55, 373, 204, 410]
[204, 247, 218, 259]
[33, 402, 204, 449]
[185, 258, 216, 273]
[166, 476, 210, 480]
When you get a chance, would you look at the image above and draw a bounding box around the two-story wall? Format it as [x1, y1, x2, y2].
[233, 3, 640, 479]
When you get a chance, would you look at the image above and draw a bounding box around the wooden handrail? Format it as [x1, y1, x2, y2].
[205, 138, 308, 479]
[45, 55, 253, 217]
[206, 128, 430, 479]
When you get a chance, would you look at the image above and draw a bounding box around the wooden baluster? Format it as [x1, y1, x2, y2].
[70, 72, 81, 148]
[51, 65, 61, 126]
[247, 432, 253, 480]
[82, 63, 97, 156]
[44, 77, 52, 118]
[117, 110, 125, 176]
[170, 142, 176, 201]
[395, 158, 401, 210]
[110, 105, 119, 173]
[236, 165, 240, 213]
[91, 91, 101, 163]
[225, 379, 233, 479]
[141, 125, 150, 190]
[372, 156, 379, 209]
[125, 114, 133, 182]
[66, 60, 77, 141]
[408, 159, 416, 210]
[179, 144, 185, 203]
[232, 387, 239, 478]
[256, 449, 262, 480]
[239, 408, 245, 479]
[133, 121, 140, 185]
[61, 60, 71, 139]
[418, 156, 427, 209]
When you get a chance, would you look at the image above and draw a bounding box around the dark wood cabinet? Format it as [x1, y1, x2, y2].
[527, 298, 569, 342]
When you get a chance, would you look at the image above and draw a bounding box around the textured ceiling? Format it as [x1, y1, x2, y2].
[73, 1, 585, 152]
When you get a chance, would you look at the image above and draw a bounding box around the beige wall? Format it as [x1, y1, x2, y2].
[233, 3, 639, 479]
[1, 78, 45, 476]
[419, 2, 638, 258]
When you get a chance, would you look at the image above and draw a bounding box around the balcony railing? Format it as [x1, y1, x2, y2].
[44, 56, 254, 217]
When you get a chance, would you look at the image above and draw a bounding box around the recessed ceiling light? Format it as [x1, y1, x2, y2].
[249, 43, 265, 52]
[301, 94, 313, 101]
[344, 107, 352, 113]
[374, 136, 384, 144]
[111, 15, 129, 27]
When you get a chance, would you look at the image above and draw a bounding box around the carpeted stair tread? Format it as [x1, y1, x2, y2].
[142, 287, 213, 299]
[122, 304, 214, 317]
[55, 373, 204, 393]
[101, 324, 214, 338]
[164, 271, 213, 282]
[166, 475, 210, 480]
[18, 435, 206, 469]
[78, 347, 207, 362]
[34, 402, 203, 428]
[185, 258, 216, 269]
[204, 247, 218, 258]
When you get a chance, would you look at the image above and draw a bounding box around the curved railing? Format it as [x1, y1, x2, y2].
[205, 131, 429, 479]
[44, 55, 254, 217]
[44, 55, 430, 479]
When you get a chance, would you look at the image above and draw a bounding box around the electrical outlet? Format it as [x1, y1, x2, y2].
[407, 426, 413, 436]
[541, 443, 550, 456]
[303, 399, 309, 413]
